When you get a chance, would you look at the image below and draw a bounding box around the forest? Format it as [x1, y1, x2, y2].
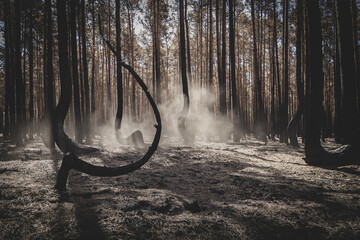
[0, 0, 359, 239]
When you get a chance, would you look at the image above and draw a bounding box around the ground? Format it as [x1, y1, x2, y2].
[0, 135, 359, 240]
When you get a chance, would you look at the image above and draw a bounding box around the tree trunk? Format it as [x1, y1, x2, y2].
[91, 0, 96, 119]
[216, 0, 222, 120]
[304, 0, 359, 166]
[81, 0, 91, 144]
[229, 0, 239, 142]
[251, 0, 267, 142]
[270, 8, 276, 140]
[280, 0, 289, 144]
[54, 0, 97, 154]
[178, 0, 192, 144]
[155, 0, 161, 104]
[287, 0, 304, 147]
[273, 0, 281, 138]
[115, 0, 123, 130]
[350, 0, 360, 126]
[185, 0, 192, 87]
[70, 0, 82, 143]
[4, 0, 12, 139]
[208, 0, 214, 114]
[42, 0, 55, 148]
[336, 0, 358, 144]
[15, 0, 23, 146]
[28, 0, 34, 140]
[220, 0, 227, 119]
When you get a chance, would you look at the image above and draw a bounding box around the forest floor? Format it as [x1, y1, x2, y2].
[0, 134, 359, 240]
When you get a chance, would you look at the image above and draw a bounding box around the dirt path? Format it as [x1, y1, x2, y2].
[0, 136, 359, 239]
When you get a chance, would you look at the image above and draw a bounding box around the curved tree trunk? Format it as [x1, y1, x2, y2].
[54, 0, 98, 155]
[55, 39, 161, 190]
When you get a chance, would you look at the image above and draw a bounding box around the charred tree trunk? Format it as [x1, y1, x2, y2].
[54, 0, 97, 154]
[270, 8, 276, 140]
[4, 0, 12, 139]
[81, 0, 91, 144]
[185, 0, 192, 87]
[304, 0, 359, 166]
[91, 0, 96, 120]
[220, 0, 227, 119]
[280, 0, 289, 144]
[115, 0, 123, 130]
[208, 0, 214, 114]
[15, 0, 23, 146]
[178, 0, 193, 144]
[229, 0, 239, 142]
[42, 0, 55, 148]
[70, 0, 82, 143]
[216, 0, 223, 121]
[251, 0, 267, 142]
[336, 0, 358, 144]
[287, 0, 304, 147]
[273, 0, 281, 138]
[351, 0, 360, 124]
[28, 0, 34, 140]
[154, 0, 162, 104]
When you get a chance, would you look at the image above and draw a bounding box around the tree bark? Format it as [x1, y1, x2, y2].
[54, 0, 97, 154]
[229, 0, 239, 142]
[280, 0, 289, 144]
[115, 0, 123, 130]
[42, 0, 55, 148]
[336, 0, 358, 144]
[273, 0, 281, 138]
[70, 0, 83, 143]
[220, 0, 227, 118]
[287, 0, 304, 147]
[81, 0, 91, 144]
[4, 0, 12, 139]
[304, 0, 359, 166]
[208, 0, 214, 114]
[28, 0, 34, 140]
[251, 0, 267, 142]
[91, 0, 96, 119]
[14, 0, 23, 146]
[185, 0, 192, 87]
[178, 0, 192, 144]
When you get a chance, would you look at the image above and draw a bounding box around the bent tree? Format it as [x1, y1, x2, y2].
[304, 0, 359, 165]
[54, 5, 162, 191]
[54, 0, 98, 154]
[55, 54, 162, 191]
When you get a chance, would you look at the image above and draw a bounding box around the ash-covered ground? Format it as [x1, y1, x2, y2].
[0, 135, 359, 240]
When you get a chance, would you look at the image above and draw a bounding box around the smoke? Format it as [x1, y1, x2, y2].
[83, 87, 234, 148]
